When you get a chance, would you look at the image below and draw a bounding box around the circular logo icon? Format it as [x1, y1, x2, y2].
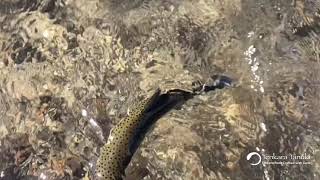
[246, 152, 261, 165]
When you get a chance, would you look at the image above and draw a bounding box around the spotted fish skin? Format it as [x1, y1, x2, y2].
[96, 89, 162, 180]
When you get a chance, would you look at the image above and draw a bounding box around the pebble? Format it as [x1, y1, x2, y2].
[9, 79, 38, 100]
[0, 61, 5, 68]
[89, 118, 98, 127]
[260, 122, 267, 132]
[247, 31, 254, 38]
[43, 84, 49, 90]
[81, 109, 87, 117]
[43, 30, 49, 38]
[244, 45, 265, 93]
[39, 173, 47, 180]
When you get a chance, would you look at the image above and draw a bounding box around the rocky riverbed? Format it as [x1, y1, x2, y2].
[0, 0, 319, 179]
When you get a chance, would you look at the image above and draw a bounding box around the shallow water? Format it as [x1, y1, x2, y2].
[0, 0, 319, 179]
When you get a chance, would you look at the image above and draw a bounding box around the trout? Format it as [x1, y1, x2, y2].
[95, 76, 233, 179]
[95, 89, 179, 180]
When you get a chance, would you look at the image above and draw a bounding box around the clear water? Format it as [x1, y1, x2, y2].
[0, 0, 319, 179]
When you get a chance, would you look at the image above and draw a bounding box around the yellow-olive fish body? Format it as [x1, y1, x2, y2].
[94, 76, 233, 180]
[96, 89, 163, 180]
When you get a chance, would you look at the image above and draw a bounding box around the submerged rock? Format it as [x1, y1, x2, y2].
[0, 0, 319, 179]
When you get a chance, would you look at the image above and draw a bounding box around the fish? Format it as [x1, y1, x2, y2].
[95, 88, 184, 180]
[95, 77, 233, 179]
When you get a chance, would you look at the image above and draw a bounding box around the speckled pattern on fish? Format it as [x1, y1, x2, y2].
[96, 89, 161, 180]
